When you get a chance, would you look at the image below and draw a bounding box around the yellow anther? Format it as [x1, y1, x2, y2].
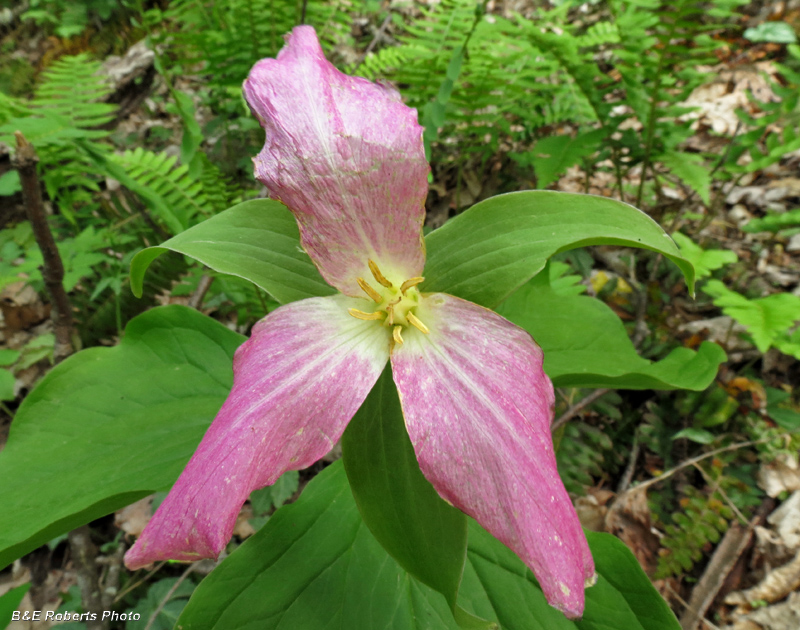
[407, 311, 430, 334]
[357, 277, 383, 303]
[393, 325, 404, 345]
[386, 304, 394, 325]
[368, 259, 393, 288]
[400, 276, 425, 294]
[348, 308, 385, 321]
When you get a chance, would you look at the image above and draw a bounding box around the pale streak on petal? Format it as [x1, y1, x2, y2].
[391, 294, 594, 618]
[124, 295, 389, 570]
[243, 26, 428, 295]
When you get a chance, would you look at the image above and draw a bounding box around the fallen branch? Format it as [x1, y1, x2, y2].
[68, 526, 108, 630]
[12, 131, 74, 363]
[552, 388, 610, 432]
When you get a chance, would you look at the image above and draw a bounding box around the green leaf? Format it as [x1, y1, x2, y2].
[584, 531, 680, 630]
[0, 306, 243, 570]
[130, 199, 334, 303]
[671, 233, 737, 280]
[0, 368, 13, 402]
[342, 367, 493, 629]
[766, 387, 800, 430]
[498, 273, 725, 390]
[0, 583, 30, 629]
[0, 348, 22, 367]
[177, 462, 680, 630]
[744, 22, 798, 44]
[126, 577, 196, 630]
[423, 191, 694, 309]
[0, 170, 21, 196]
[672, 428, 716, 444]
[511, 129, 606, 189]
[703, 280, 800, 352]
[660, 152, 711, 206]
[269, 470, 300, 510]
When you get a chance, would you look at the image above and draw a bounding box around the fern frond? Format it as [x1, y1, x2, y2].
[34, 54, 116, 129]
[111, 148, 211, 232]
[161, 0, 353, 93]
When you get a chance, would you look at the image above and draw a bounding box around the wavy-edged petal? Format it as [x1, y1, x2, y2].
[390, 294, 594, 618]
[243, 26, 428, 296]
[124, 295, 390, 570]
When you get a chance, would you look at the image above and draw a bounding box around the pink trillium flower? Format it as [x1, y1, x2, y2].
[125, 26, 595, 617]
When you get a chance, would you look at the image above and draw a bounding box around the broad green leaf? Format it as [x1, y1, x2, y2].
[671, 233, 737, 279]
[423, 191, 694, 308]
[130, 199, 334, 304]
[498, 273, 725, 390]
[177, 462, 680, 630]
[703, 280, 800, 352]
[342, 368, 493, 629]
[584, 531, 679, 630]
[0, 583, 30, 629]
[0, 306, 243, 571]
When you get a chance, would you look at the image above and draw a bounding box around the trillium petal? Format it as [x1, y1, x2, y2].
[243, 26, 429, 295]
[390, 294, 594, 618]
[124, 295, 389, 570]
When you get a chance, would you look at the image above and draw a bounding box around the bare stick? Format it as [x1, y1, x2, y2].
[626, 438, 770, 494]
[12, 131, 73, 362]
[113, 561, 167, 604]
[68, 526, 109, 630]
[143, 563, 197, 630]
[353, 13, 393, 72]
[679, 499, 772, 630]
[188, 274, 213, 310]
[552, 388, 610, 432]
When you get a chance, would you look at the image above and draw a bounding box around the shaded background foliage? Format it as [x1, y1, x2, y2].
[1, 0, 800, 629]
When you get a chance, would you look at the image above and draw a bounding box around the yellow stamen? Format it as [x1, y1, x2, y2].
[368, 259, 393, 288]
[407, 311, 429, 334]
[357, 277, 383, 303]
[393, 325, 404, 345]
[400, 276, 425, 294]
[386, 304, 394, 325]
[348, 308, 384, 321]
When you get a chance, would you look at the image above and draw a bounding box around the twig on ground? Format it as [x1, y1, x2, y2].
[12, 132, 74, 363]
[679, 499, 773, 630]
[68, 526, 109, 630]
[552, 389, 610, 432]
[188, 274, 213, 310]
[353, 13, 393, 72]
[628, 438, 771, 494]
[143, 562, 197, 630]
[99, 542, 127, 609]
[113, 561, 167, 604]
[617, 434, 640, 493]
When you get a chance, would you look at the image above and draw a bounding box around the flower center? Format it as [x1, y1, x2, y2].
[347, 259, 430, 346]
